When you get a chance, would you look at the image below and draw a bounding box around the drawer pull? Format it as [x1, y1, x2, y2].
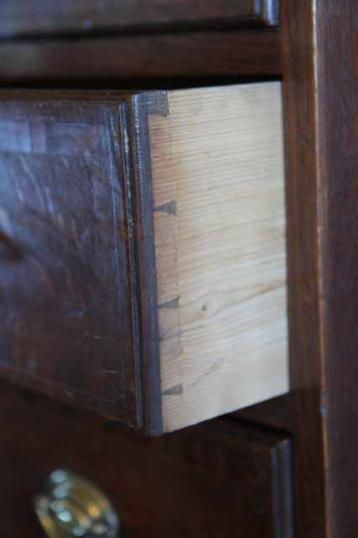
[35, 469, 120, 537]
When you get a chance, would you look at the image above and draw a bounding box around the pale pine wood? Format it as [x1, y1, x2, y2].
[149, 83, 288, 432]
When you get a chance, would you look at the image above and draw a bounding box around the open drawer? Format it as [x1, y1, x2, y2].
[0, 83, 288, 433]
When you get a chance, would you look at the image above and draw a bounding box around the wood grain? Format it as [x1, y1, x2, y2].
[148, 83, 288, 431]
[280, 2, 328, 533]
[0, 381, 293, 538]
[0, 85, 288, 434]
[281, 1, 358, 537]
[0, 94, 151, 430]
[0, 0, 279, 38]
[320, 3, 358, 534]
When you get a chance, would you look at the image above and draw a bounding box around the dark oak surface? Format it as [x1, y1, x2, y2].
[281, 1, 357, 537]
[0, 31, 281, 84]
[311, 1, 357, 536]
[281, 1, 327, 535]
[0, 381, 293, 538]
[0, 0, 278, 38]
[0, 93, 162, 432]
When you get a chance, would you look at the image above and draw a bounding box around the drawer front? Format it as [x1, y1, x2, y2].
[0, 84, 288, 433]
[0, 382, 293, 538]
[0, 96, 154, 430]
[0, 1, 278, 38]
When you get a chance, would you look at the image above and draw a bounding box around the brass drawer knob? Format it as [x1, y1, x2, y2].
[35, 469, 120, 537]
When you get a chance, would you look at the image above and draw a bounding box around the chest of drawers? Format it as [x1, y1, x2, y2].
[0, 1, 356, 537]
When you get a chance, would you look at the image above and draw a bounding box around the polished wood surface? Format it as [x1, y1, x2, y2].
[281, 0, 357, 536]
[150, 83, 288, 431]
[236, 2, 358, 536]
[281, 1, 327, 535]
[0, 0, 278, 38]
[0, 95, 147, 428]
[0, 30, 281, 84]
[320, 3, 358, 534]
[0, 381, 293, 538]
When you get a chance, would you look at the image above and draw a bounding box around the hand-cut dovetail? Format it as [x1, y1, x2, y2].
[162, 384, 183, 396]
[151, 82, 288, 432]
[158, 296, 179, 309]
[153, 200, 177, 216]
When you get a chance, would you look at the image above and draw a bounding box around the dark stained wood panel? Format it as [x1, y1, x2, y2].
[0, 0, 279, 38]
[310, 1, 357, 537]
[281, 0, 358, 537]
[0, 31, 281, 84]
[0, 94, 160, 431]
[0, 381, 293, 537]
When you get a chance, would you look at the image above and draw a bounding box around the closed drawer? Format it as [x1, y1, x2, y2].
[0, 382, 293, 538]
[0, 83, 288, 433]
[0, 1, 279, 38]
